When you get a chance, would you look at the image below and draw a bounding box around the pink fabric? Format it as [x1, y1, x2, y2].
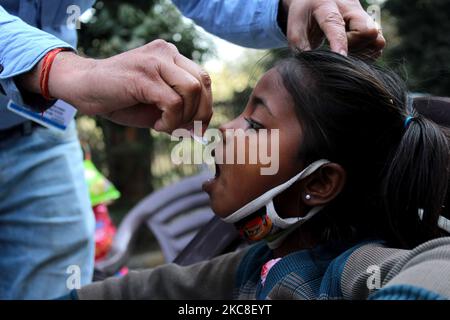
[260, 258, 281, 286]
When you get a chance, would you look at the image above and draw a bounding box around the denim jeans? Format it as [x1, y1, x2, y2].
[0, 121, 95, 299]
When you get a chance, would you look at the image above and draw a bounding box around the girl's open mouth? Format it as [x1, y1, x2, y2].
[214, 163, 221, 178]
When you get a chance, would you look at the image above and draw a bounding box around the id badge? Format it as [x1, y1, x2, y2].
[7, 100, 77, 131]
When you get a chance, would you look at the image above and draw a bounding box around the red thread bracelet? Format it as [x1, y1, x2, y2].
[39, 48, 68, 100]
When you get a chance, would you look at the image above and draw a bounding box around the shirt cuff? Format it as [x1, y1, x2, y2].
[172, 0, 288, 49]
[0, 6, 75, 105]
[241, 0, 287, 49]
[0, 44, 75, 107]
[265, 0, 289, 48]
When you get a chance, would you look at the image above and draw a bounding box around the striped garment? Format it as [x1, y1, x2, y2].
[72, 237, 450, 300]
[234, 240, 379, 299]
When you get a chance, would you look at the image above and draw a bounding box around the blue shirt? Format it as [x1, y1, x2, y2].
[0, 0, 287, 129]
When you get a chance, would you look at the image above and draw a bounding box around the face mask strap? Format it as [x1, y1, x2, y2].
[266, 201, 324, 229]
[222, 159, 330, 224]
[263, 203, 324, 249]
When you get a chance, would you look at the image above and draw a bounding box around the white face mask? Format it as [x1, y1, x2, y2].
[222, 159, 330, 248]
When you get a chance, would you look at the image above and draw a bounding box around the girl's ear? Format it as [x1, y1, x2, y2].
[300, 163, 346, 206]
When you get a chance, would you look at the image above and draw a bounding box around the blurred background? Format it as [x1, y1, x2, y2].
[75, 0, 450, 268]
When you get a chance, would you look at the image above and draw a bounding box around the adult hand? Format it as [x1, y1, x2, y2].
[19, 39, 213, 132]
[281, 0, 385, 57]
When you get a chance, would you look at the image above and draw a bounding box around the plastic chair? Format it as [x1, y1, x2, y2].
[174, 215, 242, 266]
[94, 170, 215, 277]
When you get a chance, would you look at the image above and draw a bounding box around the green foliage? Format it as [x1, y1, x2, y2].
[384, 0, 450, 95]
[78, 0, 211, 61]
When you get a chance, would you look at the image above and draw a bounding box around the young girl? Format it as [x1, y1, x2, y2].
[70, 50, 450, 300]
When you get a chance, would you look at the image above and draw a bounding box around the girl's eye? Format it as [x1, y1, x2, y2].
[244, 117, 264, 130]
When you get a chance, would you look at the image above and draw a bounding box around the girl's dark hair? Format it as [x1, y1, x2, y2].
[276, 50, 450, 248]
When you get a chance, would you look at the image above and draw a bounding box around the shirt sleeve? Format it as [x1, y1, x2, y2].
[75, 247, 250, 299]
[171, 0, 287, 49]
[0, 5, 74, 105]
